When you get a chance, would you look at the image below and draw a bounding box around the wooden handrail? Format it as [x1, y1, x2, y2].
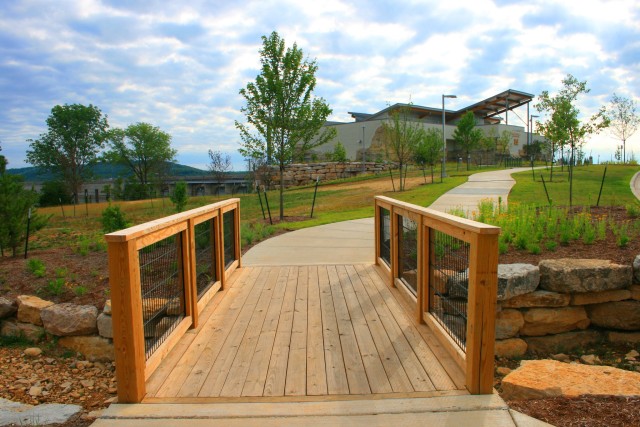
[374, 196, 499, 394]
[105, 198, 241, 403]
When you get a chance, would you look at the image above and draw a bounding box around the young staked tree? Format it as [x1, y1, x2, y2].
[208, 150, 232, 194]
[479, 128, 497, 165]
[106, 122, 176, 198]
[452, 111, 483, 170]
[382, 106, 422, 191]
[536, 74, 609, 206]
[607, 94, 639, 163]
[26, 104, 109, 202]
[413, 128, 442, 184]
[236, 31, 336, 219]
[496, 130, 513, 164]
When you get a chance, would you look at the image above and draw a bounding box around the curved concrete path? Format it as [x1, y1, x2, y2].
[242, 168, 531, 266]
[631, 170, 640, 201]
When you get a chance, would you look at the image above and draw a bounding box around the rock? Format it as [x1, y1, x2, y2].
[497, 264, 540, 301]
[634, 255, 640, 282]
[524, 330, 602, 355]
[580, 354, 601, 365]
[630, 285, 640, 301]
[570, 289, 631, 305]
[539, 259, 632, 293]
[607, 331, 640, 344]
[58, 336, 115, 362]
[501, 290, 570, 308]
[24, 347, 42, 357]
[41, 303, 98, 336]
[166, 298, 183, 315]
[496, 367, 512, 376]
[142, 297, 168, 318]
[16, 295, 54, 326]
[0, 297, 17, 319]
[627, 350, 639, 359]
[97, 313, 113, 339]
[80, 379, 94, 388]
[0, 319, 45, 342]
[520, 307, 590, 336]
[587, 300, 640, 330]
[103, 299, 112, 315]
[28, 386, 42, 397]
[0, 397, 82, 425]
[495, 309, 524, 340]
[551, 353, 571, 362]
[501, 359, 640, 400]
[495, 338, 527, 358]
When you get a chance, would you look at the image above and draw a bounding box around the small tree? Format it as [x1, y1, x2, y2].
[208, 150, 232, 195]
[607, 94, 639, 163]
[170, 181, 188, 212]
[496, 130, 513, 164]
[413, 128, 442, 184]
[452, 111, 483, 170]
[479, 128, 497, 165]
[331, 142, 348, 162]
[381, 106, 421, 191]
[39, 181, 72, 207]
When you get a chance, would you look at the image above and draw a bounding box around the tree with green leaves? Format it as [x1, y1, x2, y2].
[170, 181, 188, 212]
[607, 94, 639, 163]
[413, 128, 442, 184]
[479, 127, 497, 165]
[236, 31, 336, 219]
[106, 122, 176, 198]
[382, 106, 422, 191]
[452, 111, 483, 170]
[496, 130, 513, 164]
[330, 142, 348, 162]
[26, 104, 109, 201]
[536, 74, 609, 205]
[208, 150, 232, 195]
[0, 142, 6, 174]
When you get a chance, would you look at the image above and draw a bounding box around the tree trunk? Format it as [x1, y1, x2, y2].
[279, 166, 284, 220]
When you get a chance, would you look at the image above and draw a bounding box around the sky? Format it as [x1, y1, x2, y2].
[1, 0, 639, 171]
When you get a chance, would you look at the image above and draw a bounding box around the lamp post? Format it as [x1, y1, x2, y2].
[529, 114, 539, 159]
[442, 94, 457, 178]
[362, 125, 366, 172]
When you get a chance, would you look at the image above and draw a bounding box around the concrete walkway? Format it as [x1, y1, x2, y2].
[242, 167, 531, 266]
[631, 171, 640, 201]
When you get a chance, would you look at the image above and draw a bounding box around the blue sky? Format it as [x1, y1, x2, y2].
[1, 0, 639, 171]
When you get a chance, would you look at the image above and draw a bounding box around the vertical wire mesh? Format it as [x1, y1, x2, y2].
[223, 210, 236, 269]
[398, 214, 418, 295]
[428, 230, 470, 350]
[194, 219, 216, 298]
[138, 233, 186, 360]
[379, 207, 391, 266]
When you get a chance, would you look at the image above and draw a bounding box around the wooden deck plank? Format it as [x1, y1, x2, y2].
[241, 268, 290, 396]
[154, 267, 261, 397]
[318, 266, 349, 395]
[263, 267, 298, 396]
[284, 266, 309, 395]
[306, 266, 328, 395]
[358, 266, 436, 392]
[337, 265, 393, 394]
[220, 267, 281, 397]
[347, 265, 414, 393]
[327, 265, 371, 395]
[197, 267, 273, 397]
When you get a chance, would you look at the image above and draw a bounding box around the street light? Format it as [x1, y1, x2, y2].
[529, 114, 539, 159]
[362, 125, 366, 172]
[442, 94, 457, 178]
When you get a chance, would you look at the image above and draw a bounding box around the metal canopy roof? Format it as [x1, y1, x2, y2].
[456, 89, 534, 119]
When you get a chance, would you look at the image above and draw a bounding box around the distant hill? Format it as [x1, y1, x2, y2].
[7, 162, 210, 182]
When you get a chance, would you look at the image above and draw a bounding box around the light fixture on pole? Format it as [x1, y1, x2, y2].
[442, 94, 457, 178]
[362, 125, 366, 172]
[529, 114, 539, 154]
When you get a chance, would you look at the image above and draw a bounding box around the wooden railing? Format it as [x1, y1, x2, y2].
[105, 199, 241, 403]
[374, 196, 499, 394]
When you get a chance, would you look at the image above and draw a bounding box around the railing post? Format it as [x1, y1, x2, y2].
[374, 201, 380, 265]
[234, 202, 241, 268]
[184, 222, 198, 329]
[466, 232, 498, 394]
[107, 239, 146, 403]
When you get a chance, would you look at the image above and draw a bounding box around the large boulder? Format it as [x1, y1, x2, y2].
[520, 307, 590, 336]
[497, 264, 540, 301]
[633, 254, 640, 282]
[524, 330, 602, 355]
[501, 359, 640, 400]
[0, 319, 45, 342]
[495, 309, 524, 340]
[41, 303, 98, 336]
[97, 313, 113, 339]
[570, 289, 631, 305]
[501, 290, 570, 308]
[495, 338, 527, 358]
[58, 336, 114, 362]
[630, 285, 640, 301]
[16, 295, 54, 326]
[607, 331, 640, 344]
[539, 259, 632, 293]
[0, 297, 17, 319]
[586, 300, 640, 330]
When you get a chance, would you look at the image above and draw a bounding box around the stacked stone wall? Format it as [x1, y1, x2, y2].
[258, 162, 388, 188]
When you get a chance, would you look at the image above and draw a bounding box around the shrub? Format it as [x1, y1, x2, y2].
[170, 181, 188, 212]
[27, 258, 46, 278]
[102, 205, 130, 233]
[39, 180, 72, 207]
[331, 142, 348, 162]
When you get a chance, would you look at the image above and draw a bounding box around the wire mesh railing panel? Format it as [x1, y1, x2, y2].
[194, 219, 216, 298]
[138, 233, 185, 360]
[398, 214, 418, 296]
[428, 230, 470, 350]
[223, 210, 236, 269]
[379, 207, 391, 266]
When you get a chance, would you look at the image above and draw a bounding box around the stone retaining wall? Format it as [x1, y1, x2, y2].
[1, 257, 639, 362]
[258, 162, 388, 188]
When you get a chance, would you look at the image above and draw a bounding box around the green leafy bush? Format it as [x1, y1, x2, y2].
[170, 181, 188, 212]
[102, 205, 130, 233]
[26, 258, 46, 278]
